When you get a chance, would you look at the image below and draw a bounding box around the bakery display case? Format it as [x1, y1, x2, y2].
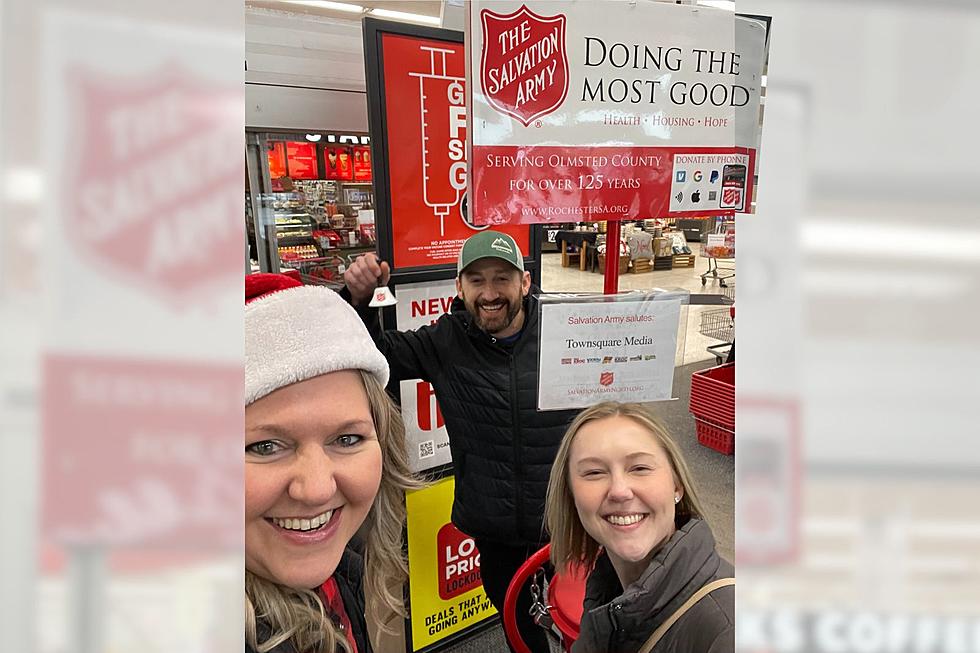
[246, 131, 379, 279]
[260, 191, 318, 263]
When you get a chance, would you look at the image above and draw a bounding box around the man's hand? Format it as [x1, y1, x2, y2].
[345, 253, 390, 307]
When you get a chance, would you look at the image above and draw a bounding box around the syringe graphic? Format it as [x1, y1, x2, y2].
[409, 46, 467, 237]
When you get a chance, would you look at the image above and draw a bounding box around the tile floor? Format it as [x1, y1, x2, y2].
[539, 240, 734, 366]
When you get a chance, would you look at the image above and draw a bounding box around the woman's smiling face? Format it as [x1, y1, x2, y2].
[245, 370, 382, 589]
[568, 415, 681, 578]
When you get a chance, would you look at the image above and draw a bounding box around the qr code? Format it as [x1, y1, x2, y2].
[419, 440, 435, 459]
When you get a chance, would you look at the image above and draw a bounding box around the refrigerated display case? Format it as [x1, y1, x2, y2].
[265, 191, 318, 261]
[246, 130, 378, 276]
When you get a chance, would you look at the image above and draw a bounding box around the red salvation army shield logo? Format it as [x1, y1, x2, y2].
[599, 371, 614, 387]
[480, 5, 569, 126]
[65, 66, 242, 299]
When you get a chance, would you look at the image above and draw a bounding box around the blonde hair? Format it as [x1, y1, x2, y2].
[545, 402, 707, 571]
[245, 371, 421, 653]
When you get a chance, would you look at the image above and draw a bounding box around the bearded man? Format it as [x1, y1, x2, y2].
[344, 231, 576, 653]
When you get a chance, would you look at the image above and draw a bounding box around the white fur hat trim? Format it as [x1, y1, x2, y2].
[245, 285, 389, 405]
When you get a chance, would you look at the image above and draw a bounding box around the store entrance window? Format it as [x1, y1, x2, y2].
[245, 130, 376, 288]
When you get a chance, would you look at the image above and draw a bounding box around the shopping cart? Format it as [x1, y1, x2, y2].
[503, 544, 589, 653]
[699, 304, 734, 365]
[689, 362, 735, 455]
[721, 282, 734, 305]
[700, 257, 734, 287]
[279, 254, 348, 289]
[701, 224, 735, 287]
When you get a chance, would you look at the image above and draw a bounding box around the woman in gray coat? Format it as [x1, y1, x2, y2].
[545, 403, 734, 653]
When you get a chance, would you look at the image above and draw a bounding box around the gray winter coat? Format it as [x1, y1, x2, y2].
[572, 518, 734, 653]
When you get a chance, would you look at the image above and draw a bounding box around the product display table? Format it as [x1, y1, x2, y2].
[555, 230, 599, 270]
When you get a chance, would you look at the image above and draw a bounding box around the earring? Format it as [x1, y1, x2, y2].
[674, 495, 680, 504]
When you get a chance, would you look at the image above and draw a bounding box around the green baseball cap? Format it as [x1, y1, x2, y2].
[457, 230, 525, 275]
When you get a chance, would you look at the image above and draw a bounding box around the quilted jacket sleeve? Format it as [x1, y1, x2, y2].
[338, 286, 449, 387]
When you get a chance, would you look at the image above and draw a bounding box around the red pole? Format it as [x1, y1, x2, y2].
[603, 219, 621, 294]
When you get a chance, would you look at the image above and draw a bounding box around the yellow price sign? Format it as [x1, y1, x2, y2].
[405, 477, 497, 651]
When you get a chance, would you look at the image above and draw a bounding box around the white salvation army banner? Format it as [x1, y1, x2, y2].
[467, 1, 767, 224]
[395, 279, 459, 472]
[537, 295, 682, 410]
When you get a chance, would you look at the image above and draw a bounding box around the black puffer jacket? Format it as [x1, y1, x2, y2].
[246, 548, 372, 653]
[365, 288, 577, 545]
[573, 519, 734, 653]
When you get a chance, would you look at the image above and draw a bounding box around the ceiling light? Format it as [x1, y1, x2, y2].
[697, 0, 736, 10]
[802, 220, 980, 262]
[305, 134, 322, 142]
[280, 1, 365, 13]
[369, 8, 440, 25]
[4, 167, 42, 204]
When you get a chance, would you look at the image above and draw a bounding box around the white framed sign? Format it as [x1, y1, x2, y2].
[394, 278, 459, 472]
[537, 292, 684, 410]
[467, 1, 768, 224]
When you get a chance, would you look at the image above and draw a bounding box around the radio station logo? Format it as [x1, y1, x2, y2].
[481, 5, 568, 126]
[561, 357, 572, 365]
[614, 356, 628, 363]
[602, 356, 613, 364]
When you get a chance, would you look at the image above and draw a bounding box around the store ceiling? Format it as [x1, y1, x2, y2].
[246, 0, 443, 24]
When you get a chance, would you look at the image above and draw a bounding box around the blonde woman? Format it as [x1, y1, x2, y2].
[545, 402, 734, 653]
[245, 274, 419, 653]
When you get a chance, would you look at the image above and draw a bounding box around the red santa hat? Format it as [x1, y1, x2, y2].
[245, 273, 389, 405]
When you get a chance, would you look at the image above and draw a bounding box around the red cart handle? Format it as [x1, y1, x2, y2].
[503, 544, 552, 653]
